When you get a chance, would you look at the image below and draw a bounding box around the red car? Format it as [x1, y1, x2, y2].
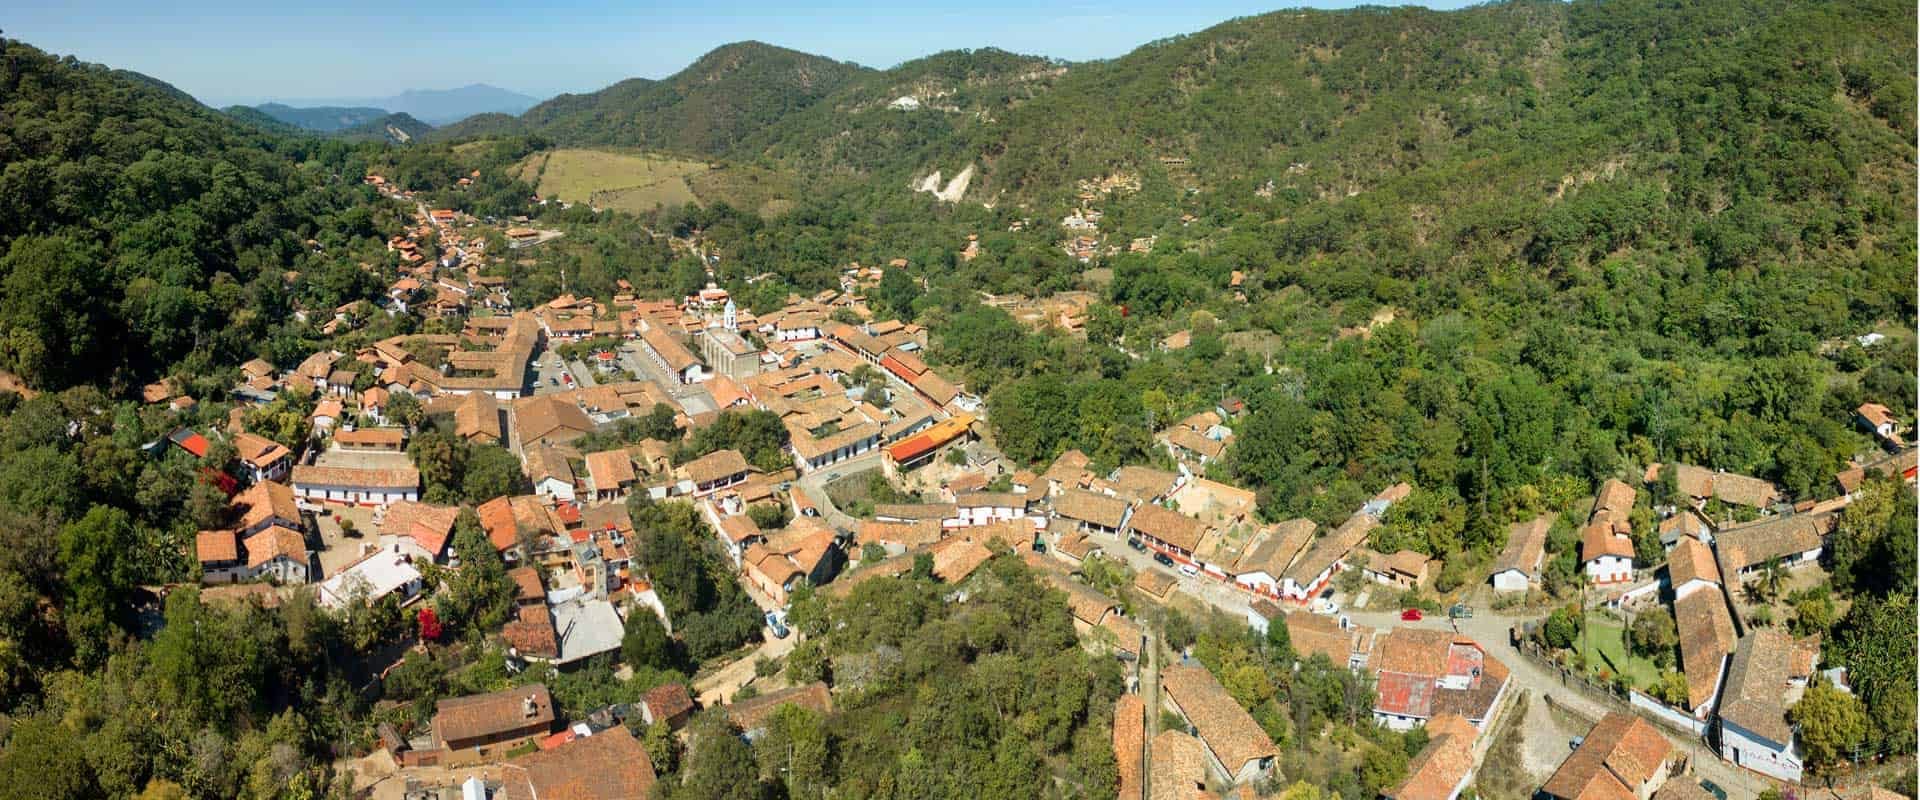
[1400, 608, 1424, 622]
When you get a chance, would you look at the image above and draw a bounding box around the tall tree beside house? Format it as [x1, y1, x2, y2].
[439, 511, 516, 635]
[1791, 679, 1869, 775]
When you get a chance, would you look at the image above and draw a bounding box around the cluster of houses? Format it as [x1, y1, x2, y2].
[1486, 436, 1917, 786]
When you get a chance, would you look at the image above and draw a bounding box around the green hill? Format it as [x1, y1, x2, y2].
[0, 36, 395, 391]
[428, 40, 868, 155]
[251, 102, 392, 132]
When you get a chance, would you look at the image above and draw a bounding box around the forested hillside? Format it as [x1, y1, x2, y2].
[0, 38, 439, 393]
[429, 41, 869, 155]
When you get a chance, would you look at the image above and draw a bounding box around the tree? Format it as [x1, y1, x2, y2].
[1629, 609, 1678, 667]
[641, 718, 680, 775]
[58, 505, 141, 664]
[1264, 616, 1295, 666]
[1543, 606, 1582, 650]
[622, 608, 675, 671]
[1791, 680, 1867, 776]
[461, 444, 529, 502]
[439, 511, 514, 634]
[668, 711, 763, 800]
[0, 716, 100, 800]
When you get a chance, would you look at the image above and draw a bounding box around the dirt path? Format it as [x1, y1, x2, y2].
[693, 631, 799, 707]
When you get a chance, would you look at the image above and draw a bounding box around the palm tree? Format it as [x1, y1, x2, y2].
[1759, 556, 1788, 601]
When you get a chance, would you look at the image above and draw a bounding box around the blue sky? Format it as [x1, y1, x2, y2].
[8, 0, 1479, 107]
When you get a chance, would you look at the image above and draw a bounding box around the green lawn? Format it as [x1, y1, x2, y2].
[1576, 617, 1662, 688]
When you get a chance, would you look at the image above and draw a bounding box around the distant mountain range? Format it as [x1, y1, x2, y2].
[252, 83, 540, 127]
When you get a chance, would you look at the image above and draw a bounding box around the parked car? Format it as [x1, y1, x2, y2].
[764, 610, 789, 639]
[1178, 563, 1199, 578]
[1400, 608, 1424, 622]
[1127, 538, 1146, 552]
[547, 377, 558, 386]
[1032, 540, 1047, 553]
[1448, 603, 1474, 619]
[1698, 780, 1727, 800]
[1153, 552, 1175, 568]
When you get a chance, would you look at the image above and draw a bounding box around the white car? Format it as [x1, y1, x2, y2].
[1178, 563, 1199, 578]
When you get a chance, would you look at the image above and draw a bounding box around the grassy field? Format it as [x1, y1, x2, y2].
[514, 148, 707, 212]
[1576, 617, 1661, 688]
[513, 148, 799, 216]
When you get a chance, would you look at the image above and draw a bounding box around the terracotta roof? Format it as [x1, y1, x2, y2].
[1045, 574, 1118, 625]
[502, 603, 558, 658]
[336, 428, 408, 450]
[1493, 513, 1554, 577]
[1540, 712, 1671, 800]
[516, 395, 595, 444]
[1099, 613, 1144, 655]
[436, 686, 556, 746]
[873, 503, 955, 521]
[718, 513, 763, 545]
[234, 480, 300, 532]
[1580, 521, 1635, 563]
[1148, 729, 1211, 800]
[1052, 488, 1131, 529]
[1385, 718, 1476, 800]
[1229, 518, 1313, 577]
[1859, 402, 1897, 429]
[501, 724, 655, 800]
[954, 490, 1030, 510]
[454, 392, 501, 441]
[1164, 427, 1227, 460]
[1714, 513, 1832, 574]
[1133, 568, 1177, 599]
[1126, 503, 1205, 551]
[1042, 449, 1093, 486]
[856, 519, 942, 550]
[1667, 537, 1720, 588]
[1593, 479, 1637, 522]
[1719, 629, 1795, 745]
[1673, 586, 1737, 709]
[1286, 612, 1368, 665]
[1110, 466, 1180, 501]
[243, 525, 306, 569]
[1711, 472, 1778, 508]
[1055, 533, 1097, 560]
[196, 529, 239, 563]
[927, 535, 996, 583]
[1658, 511, 1708, 544]
[640, 324, 701, 373]
[585, 450, 637, 489]
[681, 449, 750, 485]
[379, 501, 460, 557]
[1284, 513, 1378, 584]
[508, 566, 544, 603]
[291, 463, 421, 490]
[1161, 665, 1277, 772]
[725, 681, 831, 733]
[1113, 695, 1145, 800]
[641, 683, 694, 724]
[234, 432, 291, 468]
